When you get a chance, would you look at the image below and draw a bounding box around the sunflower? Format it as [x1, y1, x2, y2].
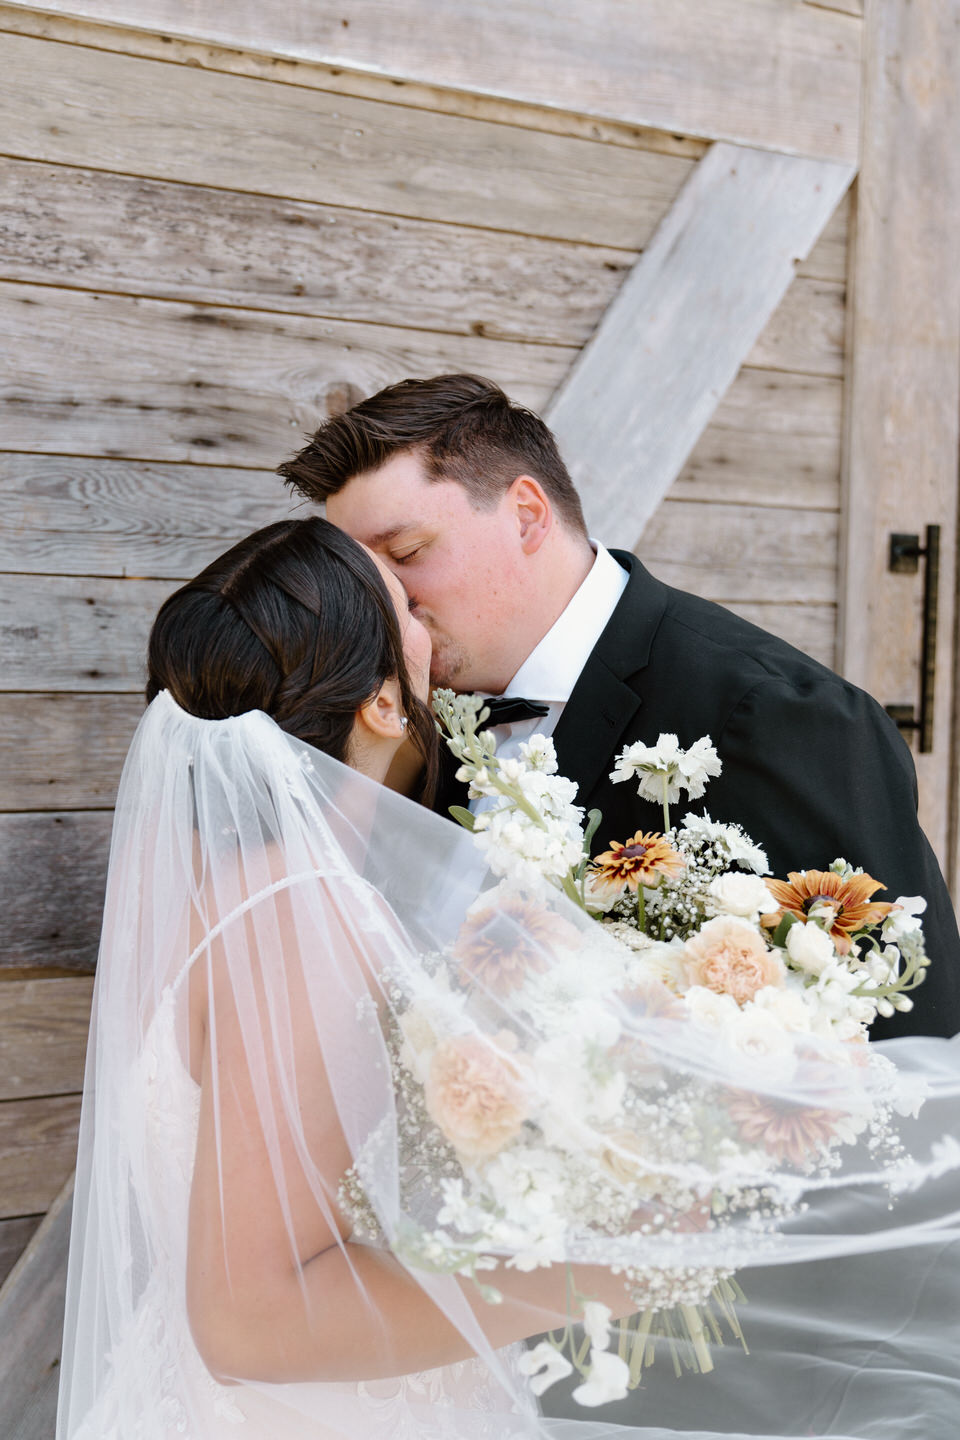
[763, 869, 896, 954]
[590, 831, 685, 892]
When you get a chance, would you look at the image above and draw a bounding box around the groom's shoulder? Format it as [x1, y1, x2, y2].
[612, 553, 863, 704]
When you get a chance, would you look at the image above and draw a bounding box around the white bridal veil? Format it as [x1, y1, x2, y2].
[59, 692, 960, 1440]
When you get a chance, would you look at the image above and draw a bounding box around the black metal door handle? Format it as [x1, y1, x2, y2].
[885, 525, 940, 753]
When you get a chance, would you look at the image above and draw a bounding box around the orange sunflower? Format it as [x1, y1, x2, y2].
[763, 869, 897, 954]
[590, 831, 685, 892]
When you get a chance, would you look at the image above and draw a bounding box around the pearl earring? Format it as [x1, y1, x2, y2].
[400, 716, 409, 730]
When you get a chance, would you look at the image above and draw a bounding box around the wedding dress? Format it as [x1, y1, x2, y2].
[58, 693, 960, 1440]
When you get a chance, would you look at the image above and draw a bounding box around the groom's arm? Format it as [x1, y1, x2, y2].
[707, 673, 960, 1039]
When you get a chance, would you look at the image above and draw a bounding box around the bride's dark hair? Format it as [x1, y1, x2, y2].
[146, 516, 438, 803]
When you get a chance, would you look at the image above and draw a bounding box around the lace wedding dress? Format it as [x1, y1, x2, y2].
[71, 985, 532, 1440]
[59, 694, 960, 1440]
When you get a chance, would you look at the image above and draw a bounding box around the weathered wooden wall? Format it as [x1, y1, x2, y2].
[0, 3, 853, 1284]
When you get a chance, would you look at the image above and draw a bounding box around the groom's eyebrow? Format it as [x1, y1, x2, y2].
[367, 523, 417, 549]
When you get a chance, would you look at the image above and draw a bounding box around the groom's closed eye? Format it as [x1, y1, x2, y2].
[391, 544, 425, 565]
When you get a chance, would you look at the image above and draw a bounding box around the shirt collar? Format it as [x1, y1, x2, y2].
[503, 542, 628, 704]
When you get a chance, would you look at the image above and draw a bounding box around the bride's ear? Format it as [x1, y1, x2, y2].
[356, 678, 407, 742]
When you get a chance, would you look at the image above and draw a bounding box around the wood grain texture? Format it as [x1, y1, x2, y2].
[0, 282, 568, 466]
[0, 2, 708, 160]
[0, 978, 93, 1100]
[746, 277, 845, 379]
[670, 369, 843, 510]
[0, 1214, 40, 1289]
[0, 1096, 81, 1216]
[3, 693, 139, 813]
[636, 500, 838, 605]
[0, 574, 174, 692]
[0, 812, 112, 972]
[0, 1176, 72, 1440]
[0, 30, 695, 250]
[2, 0, 863, 161]
[0, 694, 142, 810]
[804, 0, 863, 16]
[0, 158, 635, 346]
[0, 454, 295, 578]
[546, 143, 853, 546]
[0, 159, 847, 367]
[839, 0, 960, 874]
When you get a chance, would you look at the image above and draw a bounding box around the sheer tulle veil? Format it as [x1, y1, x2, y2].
[58, 691, 960, 1440]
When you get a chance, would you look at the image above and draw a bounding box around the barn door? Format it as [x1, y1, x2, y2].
[839, 0, 960, 895]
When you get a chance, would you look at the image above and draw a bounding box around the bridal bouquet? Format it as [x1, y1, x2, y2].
[341, 692, 932, 1408]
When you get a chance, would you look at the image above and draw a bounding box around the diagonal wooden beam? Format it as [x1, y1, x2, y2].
[544, 142, 854, 546]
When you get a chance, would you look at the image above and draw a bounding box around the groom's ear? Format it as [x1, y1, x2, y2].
[509, 475, 551, 555]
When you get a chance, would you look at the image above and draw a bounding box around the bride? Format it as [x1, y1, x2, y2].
[58, 517, 960, 1440]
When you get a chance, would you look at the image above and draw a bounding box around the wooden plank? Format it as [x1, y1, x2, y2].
[546, 143, 853, 546]
[805, 0, 863, 16]
[0, 1096, 81, 1216]
[747, 278, 845, 379]
[0, 157, 634, 347]
[0, 575, 174, 692]
[0, 159, 846, 365]
[0, 978, 93, 1101]
[0, 812, 111, 973]
[635, 500, 838, 605]
[798, 194, 849, 284]
[0, 454, 296, 579]
[0, 1215, 40, 1290]
[838, 1, 960, 879]
[0, 694, 141, 809]
[0, 281, 569, 466]
[0, 3, 708, 160]
[0, 1176, 72, 1440]
[0, 30, 696, 250]
[3, 1, 863, 162]
[669, 369, 843, 511]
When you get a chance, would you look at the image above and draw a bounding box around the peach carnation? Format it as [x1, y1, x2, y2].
[424, 1035, 529, 1162]
[684, 916, 785, 1007]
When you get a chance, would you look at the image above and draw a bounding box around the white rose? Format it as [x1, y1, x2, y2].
[785, 920, 836, 976]
[708, 872, 779, 920]
[685, 984, 740, 1031]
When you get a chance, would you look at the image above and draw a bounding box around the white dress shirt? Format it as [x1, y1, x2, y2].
[471, 542, 628, 806]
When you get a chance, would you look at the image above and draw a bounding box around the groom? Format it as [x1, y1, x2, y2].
[279, 372, 960, 1041]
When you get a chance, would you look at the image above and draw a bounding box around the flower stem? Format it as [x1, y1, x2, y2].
[662, 773, 671, 833]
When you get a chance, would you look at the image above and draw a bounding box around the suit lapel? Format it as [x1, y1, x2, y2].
[552, 553, 667, 807]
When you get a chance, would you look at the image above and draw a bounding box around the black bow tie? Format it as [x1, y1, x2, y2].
[481, 695, 551, 728]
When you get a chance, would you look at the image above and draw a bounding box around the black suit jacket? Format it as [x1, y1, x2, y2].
[437, 551, 960, 1039]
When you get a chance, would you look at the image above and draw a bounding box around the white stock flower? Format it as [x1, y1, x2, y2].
[785, 920, 837, 977]
[517, 1341, 574, 1396]
[707, 871, 779, 921]
[883, 896, 926, 943]
[572, 1349, 631, 1406]
[519, 734, 559, 773]
[582, 1301, 613, 1351]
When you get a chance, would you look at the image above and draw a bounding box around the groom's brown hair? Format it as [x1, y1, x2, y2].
[278, 373, 588, 535]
